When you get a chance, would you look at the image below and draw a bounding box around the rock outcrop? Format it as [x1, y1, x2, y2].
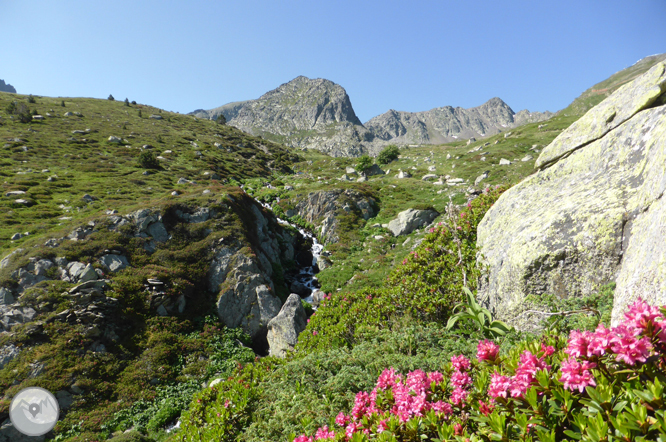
[266, 293, 307, 358]
[388, 208, 439, 236]
[0, 80, 16, 94]
[477, 62, 666, 329]
[289, 189, 378, 244]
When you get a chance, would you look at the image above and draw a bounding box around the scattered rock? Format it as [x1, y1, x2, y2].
[421, 174, 438, 181]
[150, 114, 163, 120]
[99, 254, 129, 273]
[108, 136, 122, 143]
[474, 171, 489, 187]
[388, 208, 439, 236]
[521, 155, 534, 162]
[499, 158, 511, 165]
[317, 255, 332, 270]
[5, 190, 26, 197]
[267, 294, 307, 358]
[397, 170, 412, 179]
[10, 233, 21, 240]
[0, 288, 15, 305]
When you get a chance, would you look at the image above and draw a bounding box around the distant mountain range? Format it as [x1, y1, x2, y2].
[0, 79, 16, 93]
[191, 77, 552, 157]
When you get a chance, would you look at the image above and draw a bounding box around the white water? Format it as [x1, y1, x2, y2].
[256, 198, 323, 303]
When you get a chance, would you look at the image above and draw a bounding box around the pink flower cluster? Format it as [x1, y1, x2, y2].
[559, 298, 666, 392]
[448, 355, 472, 407]
[488, 350, 550, 400]
[477, 340, 500, 363]
[295, 365, 464, 441]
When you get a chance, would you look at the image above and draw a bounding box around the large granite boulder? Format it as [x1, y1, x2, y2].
[477, 62, 666, 328]
[388, 208, 439, 236]
[266, 293, 307, 358]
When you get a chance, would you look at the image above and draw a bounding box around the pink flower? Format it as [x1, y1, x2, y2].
[565, 330, 592, 359]
[294, 436, 313, 442]
[312, 330, 318, 336]
[540, 343, 555, 356]
[559, 358, 597, 392]
[345, 422, 361, 439]
[450, 371, 472, 389]
[314, 426, 335, 440]
[454, 423, 463, 436]
[430, 401, 453, 415]
[335, 412, 350, 426]
[487, 372, 511, 399]
[352, 391, 371, 420]
[377, 419, 389, 433]
[427, 371, 444, 385]
[376, 368, 400, 390]
[477, 340, 500, 362]
[223, 399, 231, 408]
[515, 351, 550, 378]
[624, 298, 663, 331]
[451, 355, 471, 372]
[407, 369, 429, 395]
[610, 324, 652, 365]
[450, 387, 468, 406]
[587, 324, 613, 357]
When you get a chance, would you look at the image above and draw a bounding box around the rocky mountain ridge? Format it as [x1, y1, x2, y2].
[0, 80, 16, 94]
[191, 76, 552, 157]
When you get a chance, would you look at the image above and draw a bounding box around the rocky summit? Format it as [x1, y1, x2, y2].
[477, 61, 666, 330]
[0, 80, 16, 94]
[192, 77, 552, 157]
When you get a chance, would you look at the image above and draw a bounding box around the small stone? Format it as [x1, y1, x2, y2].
[5, 190, 26, 197]
[202, 189, 211, 194]
[521, 155, 534, 162]
[171, 191, 180, 196]
[499, 158, 512, 165]
[150, 114, 163, 120]
[10, 233, 22, 240]
[108, 136, 122, 143]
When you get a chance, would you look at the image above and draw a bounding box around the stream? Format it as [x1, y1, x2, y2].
[257, 197, 323, 303]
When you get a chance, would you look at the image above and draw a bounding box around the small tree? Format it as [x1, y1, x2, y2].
[108, 94, 115, 101]
[131, 100, 137, 105]
[216, 114, 227, 125]
[137, 151, 160, 169]
[355, 155, 373, 173]
[377, 144, 400, 165]
[124, 98, 130, 106]
[138, 110, 142, 118]
[61, 100, 65, 107]
[27, 95, 36, 104]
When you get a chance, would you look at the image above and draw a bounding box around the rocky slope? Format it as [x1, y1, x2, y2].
[477, 61, 666, 330]
[191, 76, 552, 157]
[0, 80, 15, 94]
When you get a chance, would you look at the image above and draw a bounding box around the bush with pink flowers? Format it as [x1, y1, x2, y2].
[290, 299, 666, 442]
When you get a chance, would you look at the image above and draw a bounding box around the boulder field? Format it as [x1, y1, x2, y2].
[477, 62, 666, 328]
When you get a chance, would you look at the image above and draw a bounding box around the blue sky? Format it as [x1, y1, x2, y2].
[1, 0, 664, 123]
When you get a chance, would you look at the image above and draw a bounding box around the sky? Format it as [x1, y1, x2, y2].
[0, 0, 664, 123]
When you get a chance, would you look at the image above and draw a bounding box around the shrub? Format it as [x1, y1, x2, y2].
[291, 298, 666, 442]
[61, 100, 65, 107]
[108, 94, 115, 101]
[216, 114, 227, 125]
[27, 95, 36, 104]
[355, 155, 373, 173]
[137, 151, 160, 169]
[124, 98, 130, 106]
[376, 145, 400, 165]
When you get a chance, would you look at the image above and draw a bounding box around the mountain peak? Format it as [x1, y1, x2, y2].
[0, 79, 16, 93]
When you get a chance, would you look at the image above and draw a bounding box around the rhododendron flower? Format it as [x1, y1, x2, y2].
[431, 400, 453, 415]
[335, 412, 350, 426]
[377, 419, 388, 433]
[586, 324, 613, 357]
[610, 324, 652, 365]
[488, 372, 511, 399]
[454, 423, 463, 435]
[450, 387, 468, 406]
[450, 370, 472, 389]
[540, 343, 555, 356]
[477, 340, 500, 362]
[624, 298, 663, 331]
[352, 391, 371, 420]
[478, 400, 494, 416]
[345, 422, 361, 439]
[294, 436, 313, 442]
[451, 355, 471, 372]
[565, 330, 592, 358]
[427, 371, 444, 385]
[376, 368, 400, 390]
[559, 358, 597, 392]
[315, 426, 335, 440]
[515, 350, 550, 377]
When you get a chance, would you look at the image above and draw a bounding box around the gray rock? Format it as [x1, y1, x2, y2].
[108, 136, 122, 143]
[311, 289, 327, 307]
[428, 165, 437, 171]
[34, 259, 54, 276]
[267, 294, 307, 358]
[10, 233, 21, 240]
[476, 62, 666, 329]
[521, 155, 534, 162]
[56, 390, 74, 410]
[0, 418, 45, 442]
[421, 174, 438, 181]
[177, 177, 191, 184]
[345, 166, 356, 174]
[388, 208, 439, 236]
[290, 280, 310, 297]
[317, 255, 332, 270]
[146, 221, 169, 242]
[78, 264, 98, 283]
[67, 261, 86, 280]
[150, 114, 163, 120]
[99, 254, 129, 273]
[0, 344, 19, 369]
[474, 171, 489, 187]
[397, 170, 412, 179]
[5, 190, 26, 197]
[68, 279, 108, 294]
[499, 158, 511, 165]
[0, 288, 14, 305]
[364, 164, 385, 176]
[0, 79, 16, 93]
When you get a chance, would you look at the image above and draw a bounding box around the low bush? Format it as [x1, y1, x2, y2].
[376, 145, 400, 165]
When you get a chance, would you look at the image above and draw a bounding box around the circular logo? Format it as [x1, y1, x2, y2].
[9, 387, 60, 436]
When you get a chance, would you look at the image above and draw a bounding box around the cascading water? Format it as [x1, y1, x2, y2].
[256, 197, 323, 303]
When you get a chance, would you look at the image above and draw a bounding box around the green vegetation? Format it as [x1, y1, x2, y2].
[355, 155, 373, 172]
[376, 144, 400, 165]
